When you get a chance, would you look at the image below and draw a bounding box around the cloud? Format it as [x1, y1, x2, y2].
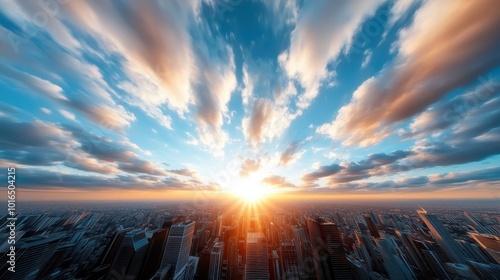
[403, 80, 500, 139]
[302, 163, 343, 183]
[1, 0, 237, 151]
[16, 169, 210, 191]
[61, 0, 236, 152]
[0, 64, 66, 101]
[279, 141, 304, 166]
[0, 103, 22, 116]
[242, 98, 274, 145]
[361, 49, 372, 69]
[167, 168, 199, 178]
[280, 0, 383, 109]
[59, 109, 76, 121]
[318, 0, 500, 147]
[387, 0, 419, 27]
[261, 175, 297, 189]
[239, 158, 261, 177]
[259, 0, 298, 32]
[40, 107, 51, 115]
[0, 117, 167, 176]
[302, 150, 411, 185]
[241, 59, 299, 147]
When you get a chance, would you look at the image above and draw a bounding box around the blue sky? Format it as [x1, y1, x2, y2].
[1, 0, 499, 200]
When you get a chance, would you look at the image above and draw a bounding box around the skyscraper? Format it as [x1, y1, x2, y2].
[417, 209, 466, 264]
[363, 215, 380, 239]
[226, 237, 239, 280]
[375, 234, 415, 280]
[160, 221, 196, 280]
[469, 233, 500, 264]
[209, 242, 224, 280]
[245, 232, 269, 279]
[0, 234, 63, 279]
[279, 241, 299, 280]
[140, 228, 169, 279]
[307, 217, 353, 280]
[107, 229, 149, 280]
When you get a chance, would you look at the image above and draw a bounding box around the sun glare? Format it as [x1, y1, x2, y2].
[231, 174, 270, 203]
[235, 185, 266, 203]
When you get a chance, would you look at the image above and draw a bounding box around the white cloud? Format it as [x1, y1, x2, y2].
[280, 0, 384, 109]
[59, 109, 76, 121]
[40, 107, 52, 115]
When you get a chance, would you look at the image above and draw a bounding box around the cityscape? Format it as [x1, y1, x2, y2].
[0, 200, 499, 279]
[1, 0, 500, 279]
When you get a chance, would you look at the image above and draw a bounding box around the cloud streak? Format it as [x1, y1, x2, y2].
[318, 0, 500, 147]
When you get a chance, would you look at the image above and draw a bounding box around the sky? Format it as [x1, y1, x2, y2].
[1, 0, 500, 202]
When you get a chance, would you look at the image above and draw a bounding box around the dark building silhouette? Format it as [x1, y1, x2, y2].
[307, 217, 353, 280]
[0, 234, 63, 280]
[363, 215, 380, 239]
[106, 229, 149, 280]
[140, 228, 169, 279]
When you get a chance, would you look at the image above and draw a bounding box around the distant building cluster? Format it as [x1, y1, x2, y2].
[0, 203, 499, 279]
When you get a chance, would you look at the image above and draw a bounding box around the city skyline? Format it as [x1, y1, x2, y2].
[1, 0, 500, 202]
[1, 200, 499, 279]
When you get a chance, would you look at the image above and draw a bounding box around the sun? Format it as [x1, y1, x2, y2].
[230, 174, 270, 203]
[234, 184, 267, 203]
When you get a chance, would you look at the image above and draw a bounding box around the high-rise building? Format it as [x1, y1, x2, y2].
[184, 256, 200, 280]
[375, 234, 415, 280]
[421, 249, 452, 280]
[209, 242, 224, 280]
[469, 233, 500, 264]
[245, 232, 269, 279]
[363, 215, 380, 239]
[160, 221, 196, 280]
[226, 237, 239, 280]
[0, 234, 63, 279]
[107, 229, 149, 280]
[464, 211, 497, 235]
[417, 208, 466, 264]
[279, 241, 299, 280]
[307, 217, 353, 280]
[140, 228, 169, 279]
[395, 230, 432, 278]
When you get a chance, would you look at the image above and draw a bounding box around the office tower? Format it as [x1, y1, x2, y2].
[98, 230, 127, 268]
[223, 226, 238, 260]
[469, 233, 500, 264]
[307, 217, 353, 280]
[417, 208, 466, 264]
[445, 263, 480, 279]
[347, 256, 370, 280]
[0, 234, 63, 279]
[184, 256, 199, 280]
[272, 250, 281, 280]
[213, 216, 223, 238]
[37, 242, 75, 278]
[363, 215, 380, 239]
[280, 241, 299, 280]
[226, 237, 239, 280]
[292, 226, 316, 279]
[245, 232, 269, 279]
[197, 246, 212, 280]
[209, 242, 224, 280]
[140, 228, 169, 279]
[457, 239, 491, 263]
[464, 211, 497, 235]
[395, 230, 432, 278]
[107, 229, 149, 280]
[467, 261, 500, 279]
[421, 250, 452, 280]
[160, 221, 196, 280]
[375, 234, 415, 280]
